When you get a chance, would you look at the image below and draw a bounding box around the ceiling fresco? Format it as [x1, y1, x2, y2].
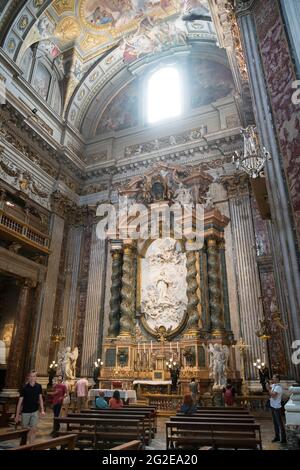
[6, 0, 210, 64]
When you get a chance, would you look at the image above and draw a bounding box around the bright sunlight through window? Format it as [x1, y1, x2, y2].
[147, 67, 182, 124]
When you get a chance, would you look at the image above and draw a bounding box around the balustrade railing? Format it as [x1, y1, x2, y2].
[0, 209, 50, 252]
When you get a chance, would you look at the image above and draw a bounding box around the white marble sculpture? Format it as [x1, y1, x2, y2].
[208, 343, 229, 390]
[173, 183, 193, 205]
[141, 238, 188, 331]
[58, 346, 78, 380]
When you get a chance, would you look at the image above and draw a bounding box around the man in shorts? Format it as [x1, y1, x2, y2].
[15, 370, 45, 444]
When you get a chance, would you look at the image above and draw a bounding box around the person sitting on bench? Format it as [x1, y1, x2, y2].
[109, 390, 123, 409]
[95, 391, 108, 409]
[179, 394, 197, 415]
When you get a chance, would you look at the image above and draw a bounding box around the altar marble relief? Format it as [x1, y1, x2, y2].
[140, 238, 187, 332]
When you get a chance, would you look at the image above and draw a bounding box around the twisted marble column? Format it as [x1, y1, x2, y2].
[207, 238, 225, 336]
[108, 250, 123, 337]
[119, 243, 136, 337]
[185, 247, 199, 333]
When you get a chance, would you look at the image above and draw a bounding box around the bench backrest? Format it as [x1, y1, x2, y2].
[167, 421, 260, 432]
[110, 440, 143, 450]
[9, 434, 77, 451]
[171, 416, 255, 423]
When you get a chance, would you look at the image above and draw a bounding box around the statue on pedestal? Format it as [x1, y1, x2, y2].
[208, 343, 229, 390]
[57, 346, 78, 381]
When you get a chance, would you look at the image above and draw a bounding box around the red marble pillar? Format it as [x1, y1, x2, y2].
[5, 279, 35, 389]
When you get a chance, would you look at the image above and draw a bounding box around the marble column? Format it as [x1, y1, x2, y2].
[81, 229, 106, 376]
[119, 241, 136, 337]
[206, 238, 225, 337]
[61, 226, 84, 347]
[185, 246, 199, 334]
[237, 5, 300, 353]
[108, 243, 123, 337]
[222, 175, 264, 379]
[5, 279, 35, 389]
[219, 241, 232, 333]
[34, 214, 64, 375]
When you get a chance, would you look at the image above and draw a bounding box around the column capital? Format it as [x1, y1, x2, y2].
[220, 173, 250, 198]
[110, 239, 123, 253]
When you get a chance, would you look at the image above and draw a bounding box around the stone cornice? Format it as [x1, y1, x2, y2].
[0, 246, 46, 283]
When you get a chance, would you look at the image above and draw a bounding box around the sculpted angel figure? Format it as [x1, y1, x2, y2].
[60, 346, 78, 380]
[208, 343, 229, 389]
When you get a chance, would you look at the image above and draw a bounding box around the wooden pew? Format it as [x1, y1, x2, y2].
[9, 434, 77, 451]
[196, 408, 250, 414]
[166, 421, 262, 450]
[0, 428, 29, 447]
[172, 415, 255, 424]
[88, 407, 157, 433]
[69, 412, 151, 444]
[110, 440, 143, 450]
[55, 416, 143, 449]
[197, 406, 247, 411]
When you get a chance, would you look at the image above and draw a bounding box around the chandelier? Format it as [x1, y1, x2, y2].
[232, 126, 271, 178]
[50, 325, 65, 343]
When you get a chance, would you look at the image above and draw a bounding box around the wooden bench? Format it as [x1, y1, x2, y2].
[0, 428, 29, 448]
[9, 434, 77, 451]
[88, 407, 157, 432]
[172, 415, 255, 423]
[70, 412, 151, 444]
[196, 408, 250, 414]
[110, 440, 143, 450]
[55, 416, 143, 449]
[166, 421, 262, 450]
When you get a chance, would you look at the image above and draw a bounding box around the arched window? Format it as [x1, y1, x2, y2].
[147, 66, 182, 124]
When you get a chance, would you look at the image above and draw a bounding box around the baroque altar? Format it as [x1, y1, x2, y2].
[99, 164, 239, 396]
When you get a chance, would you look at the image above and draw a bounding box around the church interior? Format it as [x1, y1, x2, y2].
[0, 0, 300, 452]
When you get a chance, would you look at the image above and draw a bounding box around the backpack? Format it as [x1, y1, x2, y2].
[224, 386, 234, 406]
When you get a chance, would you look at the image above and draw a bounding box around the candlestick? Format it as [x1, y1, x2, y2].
[151, 340, 153, 352]
[169, 342, 172, 352]
[177, 342, 179, 352]
[138, 342, 140, 352]
[144, 343, 146, 353]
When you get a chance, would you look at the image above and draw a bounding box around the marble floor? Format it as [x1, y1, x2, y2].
[0, 410, 288, 450]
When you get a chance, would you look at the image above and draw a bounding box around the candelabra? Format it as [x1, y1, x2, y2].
[93, 358, 104, 388]
[233, 338, 250, 396]
[47, 360, 58, 388]
[50, 325, 65, 343]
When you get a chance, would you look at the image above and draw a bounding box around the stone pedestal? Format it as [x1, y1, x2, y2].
[285, 386, 300, 450]
[212, 389, 223, 407]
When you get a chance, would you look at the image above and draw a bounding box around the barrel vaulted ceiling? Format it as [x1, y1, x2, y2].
[0, 1, 224, 130]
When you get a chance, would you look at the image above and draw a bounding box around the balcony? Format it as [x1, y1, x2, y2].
[0, 209, 50, 254]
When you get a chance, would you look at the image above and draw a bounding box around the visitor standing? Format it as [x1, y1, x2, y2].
[15, 370, 45, 444]
[75, 377, 89, 411]
[268, 375, 287, 444]
[51, 375, 67, 436]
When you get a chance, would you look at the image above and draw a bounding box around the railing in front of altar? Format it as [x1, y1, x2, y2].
[145, 394, 183, 412]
